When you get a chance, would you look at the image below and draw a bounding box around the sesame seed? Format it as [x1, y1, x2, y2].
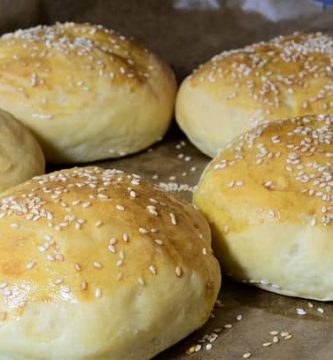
[116, 259, 123, 267]
[55, 254, 64, 261]
[273, 336, 279, 343]
[38, 245, 46, 253]
[109, 237, 117, 245]
[108, 244, 116, 253]
[74, 263, 82, 271]
[81, 281, 87, 290]
[206, 344, 213, 351]
[194, 344, 201, 352]
[243, 353, 252, 359]
[264, 180, 273, 188]
[296, 308, 306, 315]
[280, 331, 290, 337]
[262, 342, 272, 347]
[93, 260, 103, 269]
[26, 260, 36, 270]
[44, 234, 53, 242]
[116, 272, 123, 281]
[170, 213, 177, 225]
[139, 227, 148, 234]
[149, 265, 157, 275]
[175, 266, 182, 277]
[95, 288, 102, 298]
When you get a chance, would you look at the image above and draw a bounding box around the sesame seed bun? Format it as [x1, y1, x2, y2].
[194, 113, 333, 301]
[176, 32, 333, 157]
[0, 22, 177, 163]
[0, 109, 44, 192]
[0, 166, 220, 359]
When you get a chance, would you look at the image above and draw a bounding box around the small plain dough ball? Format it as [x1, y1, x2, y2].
[0, 22, 177, 163]
[176, 32, 333, 157]
[194, 113, 333, 301]
[0, 166, 221, 359]
[0, 109, 44, 192]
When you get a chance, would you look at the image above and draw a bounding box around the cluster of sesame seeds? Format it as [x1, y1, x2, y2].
[296, 302, 326, 316]
[212, 113, 333, 227]
[0, 22, 153, 120]
[191, 32, 333, 123]
[186, 303, 232, 355]
[185, 296, 300, 359]
[186, 325, 296, 358]
[158, 182, 195, 193]
[151, 140, 200, 194]
[0, 167, 212, 313]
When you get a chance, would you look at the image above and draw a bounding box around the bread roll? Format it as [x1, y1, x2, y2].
[0, 22, 177, 163]
[194, 113, 333, 300]
[0, 109, 44, 192]
[0, 166, 221, 359]
[176, 32, 333, 157]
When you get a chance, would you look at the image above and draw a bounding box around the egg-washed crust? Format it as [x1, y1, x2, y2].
[176, 32, 333, 157]
[196, 113, 333, 229]
[0, 166, 220, 360]
[0, 23, 177, 163]
[189, 32, 333, 122]
[0, 166, 220, 314]
[194, 113, 333, 300]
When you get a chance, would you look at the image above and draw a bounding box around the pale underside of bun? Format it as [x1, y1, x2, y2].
[0, 166, 220, 359]
[194, 113, 333, 300]
[0, 22, 177, 163]
[176, 32, 333, 157]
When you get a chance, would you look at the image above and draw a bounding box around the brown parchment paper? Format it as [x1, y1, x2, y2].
[2, 1, 333, 358]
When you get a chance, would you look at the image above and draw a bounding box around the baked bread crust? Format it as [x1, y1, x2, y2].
[194, 113, 333, 300]
[0, 166, 220, 359]
[0, 22, 177, 163]
[177, 32, 333, 157]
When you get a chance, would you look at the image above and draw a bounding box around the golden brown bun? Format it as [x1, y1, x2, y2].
[176, 32, 333, 157]
[194, 113, 333, 301]
[0, 109, 44, 192]
[0, 22, 177, 163]
[0, 166, 221, 359]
